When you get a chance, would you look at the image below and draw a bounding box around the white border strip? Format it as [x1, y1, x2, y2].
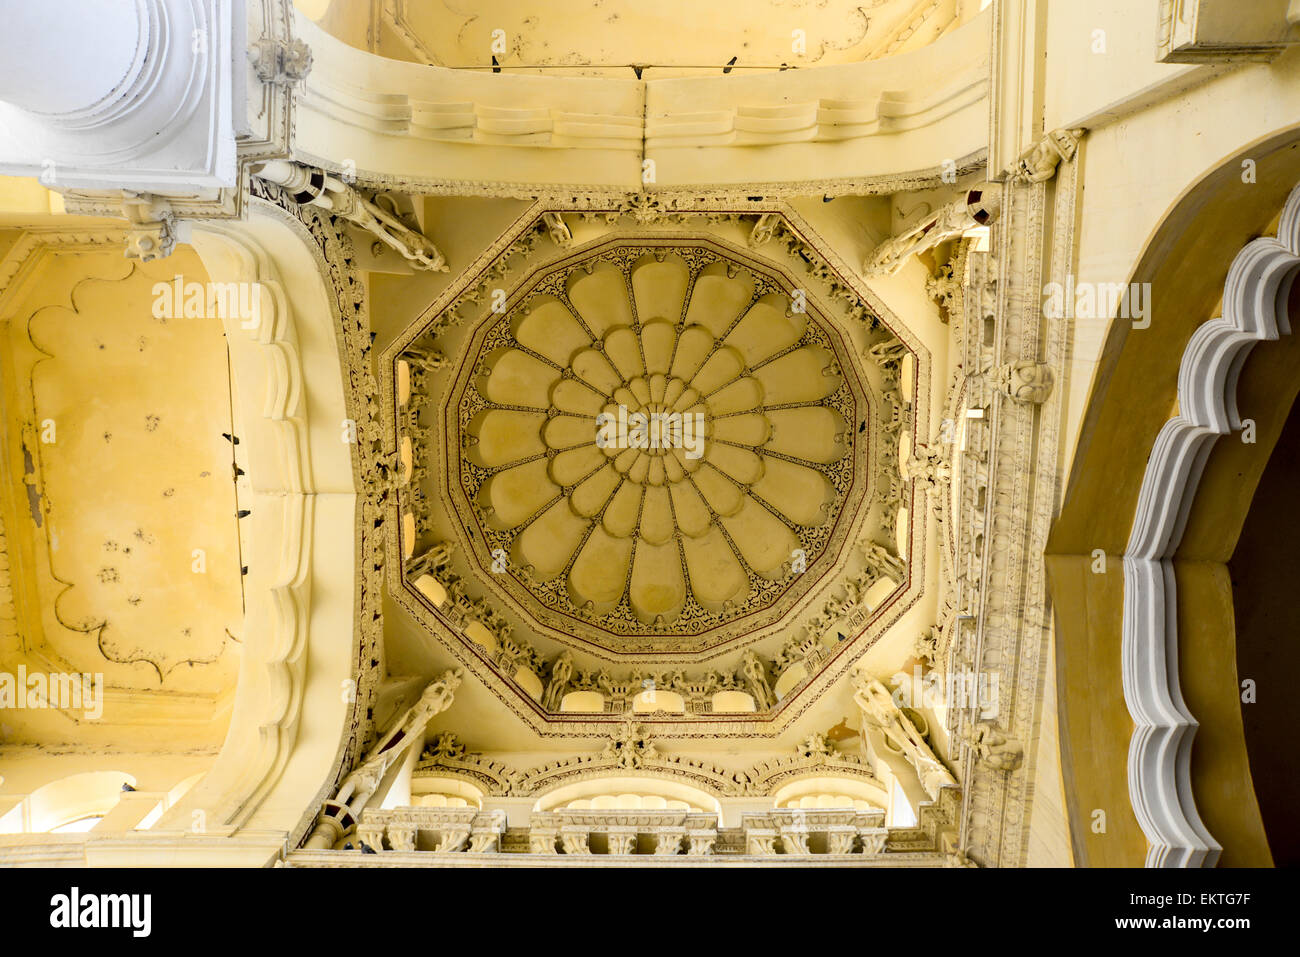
[1123, 181, 1300, 867]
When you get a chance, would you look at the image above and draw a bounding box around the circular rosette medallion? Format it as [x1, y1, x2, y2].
[456, 246, 863, 644]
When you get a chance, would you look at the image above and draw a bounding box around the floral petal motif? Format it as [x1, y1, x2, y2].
[763, 407, 846, 462]
[626, 377, 652, 406]
[725, 292, 806, 366]
[626, 452, 652, 484]
[567, 263, 633, 335]
[550, 445, 606, 487]
[670, 326, 716, 382]
[570, 464, 620, 517]
[646, 457, 666, 486]
[682, 528, 750, 610]
[707, 377, 763, 416]
[631, 254, 689, 323]
[691, 346, 746, 396]
[572, 348, 622, 395]
[670, 386, 703, 414]
[477, 348, 559, 408]
[513, 295, 590, 366]
[467, 409, 547, 467]
[669, 445, 705, 474]
[707, 444, 764, 485]
[466, 249, 855, 634]
[711, 413, 771, 446]
[604, 326, 645, 380]
[720, 498, 799, 579]
[514, 499, 588, 579]
[628, 540, 686, 623]
[643, 327, 678, 380]
[602, 482, 643, 537]
[754, 345, 841, 404]
[552, 378, 605, 415]
[568, 527, 632, 613]
[683, 261, 753, 335]
[543, 413, 596, 450]
[750, 455, 836, 526]
[480, 458, 556, 528]
[691, 467, 744, 516]
[612, 447, 639, 472]
[640, 485, 675, 545]
[669, 481, 712, 537]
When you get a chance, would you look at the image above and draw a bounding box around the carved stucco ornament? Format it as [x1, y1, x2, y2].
[995, 360, 1054, 404]
[965, 721, 1025, 772]
[445, 243, 868, 651]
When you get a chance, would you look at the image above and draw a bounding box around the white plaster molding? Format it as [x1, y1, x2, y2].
[0, 0, 239, 191]
[291, 8, 988, 193]
[155, 206, 358, 838]
[1157, 0, 1300, 63]
[1123, 180, 1300, 868]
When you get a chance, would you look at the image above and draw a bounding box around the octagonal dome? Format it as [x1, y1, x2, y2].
[436, 240, 873, 655]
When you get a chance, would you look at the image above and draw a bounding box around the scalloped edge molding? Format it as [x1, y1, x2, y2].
[1123, 179, 1300, 868]
[150, 205, 357, 848]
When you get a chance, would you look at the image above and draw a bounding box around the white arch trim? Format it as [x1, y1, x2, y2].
[149, 205, 359, 853]
[1122, 180, 1300, 868]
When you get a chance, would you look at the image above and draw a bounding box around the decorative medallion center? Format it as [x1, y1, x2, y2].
[442, 242, 870, 652]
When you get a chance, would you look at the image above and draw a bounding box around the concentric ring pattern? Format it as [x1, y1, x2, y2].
[452, 244, 863, 646]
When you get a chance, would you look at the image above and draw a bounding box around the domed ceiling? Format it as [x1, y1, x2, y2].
[448, 243, 868, 653]
[387, 208, 924, 725]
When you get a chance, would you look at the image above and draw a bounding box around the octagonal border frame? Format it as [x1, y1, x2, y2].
[438, 235, 874, 657]
[378, 199, 932, 737]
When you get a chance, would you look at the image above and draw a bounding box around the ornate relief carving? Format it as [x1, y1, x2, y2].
[443, 242, 861, 648]
[515, 722, 753, 797]
[305, 671, 461, 849]
[120, 193, 182, 263]
[864, 185, 1001, 277]
[254, 161, 448, 271]
[994, 360, 1054, 404]
[414, 732, 522, 796]
[1004, 129, 1082, 184]
[741, 808, 887, 856]
[965, 722, 1025, 772]
[356, 806, 506, 854]
[250, 36, 313, 86]
[381, 203, 928, 737]
[541, 211, 573, 248]
[853, 671, 957, 801]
